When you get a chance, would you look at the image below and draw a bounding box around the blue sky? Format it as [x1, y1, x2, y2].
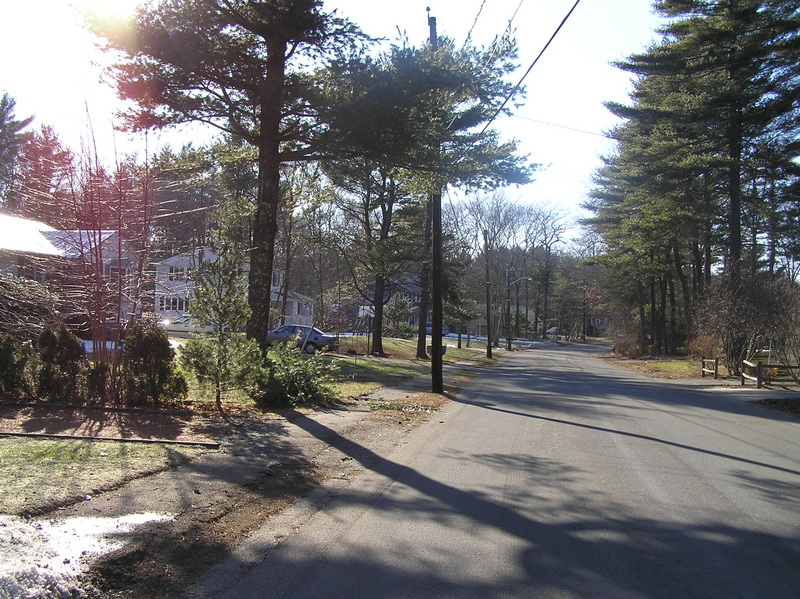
[0, 0, 663, 219]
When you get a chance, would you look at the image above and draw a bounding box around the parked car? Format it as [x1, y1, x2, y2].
[160, 314, 226, 338]
[267, 325, 339, 353]
[425, 323, 450, 336]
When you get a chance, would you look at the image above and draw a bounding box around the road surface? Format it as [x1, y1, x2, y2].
[197, 343, 800, 599]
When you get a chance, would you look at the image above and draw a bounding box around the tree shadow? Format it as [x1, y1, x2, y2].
[76, 344, 800, 598]
[198, 408, 800, 599]
[13, 405, 193, 441]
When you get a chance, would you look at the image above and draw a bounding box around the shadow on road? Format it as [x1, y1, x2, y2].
[202, 352, 800, 599]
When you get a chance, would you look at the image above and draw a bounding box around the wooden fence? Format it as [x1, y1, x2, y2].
[741, 360, 800, 388]
[700, 357, 719, 379]
[741, 360, 763, 388]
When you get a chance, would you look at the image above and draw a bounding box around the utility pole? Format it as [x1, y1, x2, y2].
[483, 230, 493, 360]
[506, 269, 512, 351]
[428, 8, 444, 393]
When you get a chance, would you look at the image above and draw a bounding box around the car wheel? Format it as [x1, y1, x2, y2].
[303, 342, 317, 354]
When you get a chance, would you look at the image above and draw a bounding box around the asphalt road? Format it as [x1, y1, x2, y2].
[196, 343, 800, 599]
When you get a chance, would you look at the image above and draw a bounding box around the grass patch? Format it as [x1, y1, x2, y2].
[0, 335, 488, 518]
[330, 356, 430, 398]
[0, 437, 211, 516]
[337, 335, 486, 361]
[603, 355, 700, 379]
[330, 336, 486, 399]
[648, 358, 697, 374]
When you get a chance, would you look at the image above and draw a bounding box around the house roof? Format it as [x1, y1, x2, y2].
[42, 230, 118, 260]
[274, 290, 313, 303]
[0, 212, 61, 256]
[155, 247, 217, 267]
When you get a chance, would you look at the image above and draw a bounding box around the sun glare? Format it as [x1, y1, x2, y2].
[80, 0, 142, 23]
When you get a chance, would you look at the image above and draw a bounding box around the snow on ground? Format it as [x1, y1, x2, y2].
[0, 513, 171, 599]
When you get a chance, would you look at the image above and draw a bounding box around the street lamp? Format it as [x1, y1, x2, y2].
[506, 273, 532, 350]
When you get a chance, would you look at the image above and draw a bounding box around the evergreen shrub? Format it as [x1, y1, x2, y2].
[122, 317, 187, 407]
[252, 342, 338, 408]
[0, 332, 27, 400]
[33, 323, 86, 403]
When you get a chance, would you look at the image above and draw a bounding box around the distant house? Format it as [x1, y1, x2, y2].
[0, 212, 143, 338]
[153, 249, 314, 326]
[586, 313, 608, 337]
[154, 248, 214, 318]
[0, 212, 62, 279]
[278, 288, 315, 326]
[0, 213, 135, 295]
[41, 228, 138, 320]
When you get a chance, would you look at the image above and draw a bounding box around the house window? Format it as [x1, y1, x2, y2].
[159, 296, 189, 312]
[168, 266, 186, 281]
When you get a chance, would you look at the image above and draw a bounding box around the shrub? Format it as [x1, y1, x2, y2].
[86, 361, 112, 405]
[251, 342, 338, 408]
[686, 335, 722, 360]
[0, 333, 28, 401]
[180, 332, 261, 413]
[33, 323, 86, 403]
[122, 317, 187, 408]
[611, 337, 642, 358]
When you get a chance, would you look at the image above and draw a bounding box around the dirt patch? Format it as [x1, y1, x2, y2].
[752, 397, 800, 418]
[0, 403, 225, 445]
[0, 391, 452, 599]
[83, 459, 326, 598]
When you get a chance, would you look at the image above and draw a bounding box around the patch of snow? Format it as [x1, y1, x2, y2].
[0, 513, 172, 599]
[515, 341, 559, 349]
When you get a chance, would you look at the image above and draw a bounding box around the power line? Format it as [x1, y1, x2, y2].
[505, 0, 526, 35]
[465, 0, 488, 42]
[513, 115, 618, 140]
[477, 0, 584, 139]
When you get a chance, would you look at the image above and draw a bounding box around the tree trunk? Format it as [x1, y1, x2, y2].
[541, 252, 552, 337]
[371, 274, 386, 356]
[637, 280, 647, 355]
[658, 273, 668, 355]
[672, 242, 693, 337]
[247, 41, 286, 352]
[280, 213, 294, 326]
[668, 273, 678, 354]
[248, 148, 280, 350]
[727, 105, 743, 292]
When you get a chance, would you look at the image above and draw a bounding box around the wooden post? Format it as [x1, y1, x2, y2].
[756, 361, 763, 389]
[702, 357, 719, 380]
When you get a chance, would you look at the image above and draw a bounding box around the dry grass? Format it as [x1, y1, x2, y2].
[0, 437, 209, 516]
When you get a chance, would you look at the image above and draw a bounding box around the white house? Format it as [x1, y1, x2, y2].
[153, 248, 314, 325]
[0, 212, 144, 333]
[43, 228, 138, 319]
[154, 248, 215, 318]
[0, 212, 62, 279]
